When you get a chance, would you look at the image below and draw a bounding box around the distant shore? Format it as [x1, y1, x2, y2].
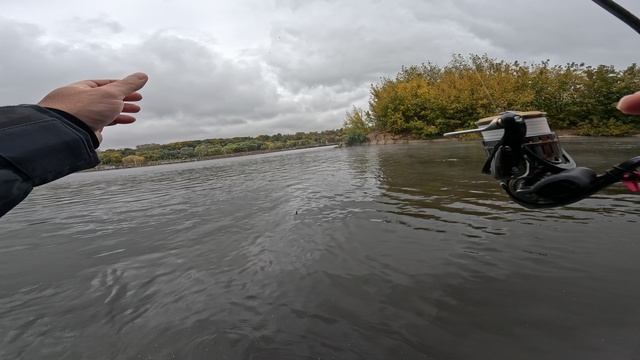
[92, 143, 339, 171]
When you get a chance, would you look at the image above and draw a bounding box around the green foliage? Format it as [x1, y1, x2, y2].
[97, 129, 343, 167]
[358, 54, 640, 137]
[98, 150, 123, 165]
[342, 106, 370, 146]
[207, 145, 224, 156]
[194, 144, 209, 158]
[179, 147, 194, 158]
[121, 155, 145, 166]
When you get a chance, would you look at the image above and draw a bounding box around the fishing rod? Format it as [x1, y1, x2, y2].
[593, 0, 640, 35]
[444, 0, 640, 209]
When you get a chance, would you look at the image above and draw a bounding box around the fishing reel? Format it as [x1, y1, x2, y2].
[445, 112, 640, 208]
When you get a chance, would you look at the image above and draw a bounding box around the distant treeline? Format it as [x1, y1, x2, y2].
[343, 54, 640, 144]
[99, 130, 343, 166]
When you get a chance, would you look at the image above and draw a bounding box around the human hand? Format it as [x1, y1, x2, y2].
[38, 72, 149, 144]
[617, 92, 640, 115]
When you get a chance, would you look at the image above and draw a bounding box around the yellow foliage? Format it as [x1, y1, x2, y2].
[121, 155, 146, 166]
[359, 55, 639, 137]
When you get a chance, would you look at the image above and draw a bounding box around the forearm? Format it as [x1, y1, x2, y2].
[0, 105, 100, 217]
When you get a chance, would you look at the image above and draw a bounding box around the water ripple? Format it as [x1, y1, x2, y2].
[2, 142, 640, 359]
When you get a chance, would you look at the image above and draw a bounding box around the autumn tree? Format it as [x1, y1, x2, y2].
[342, 106, 370, 145]
[359, 54, 639, 137]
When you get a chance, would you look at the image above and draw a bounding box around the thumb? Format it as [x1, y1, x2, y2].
[617, 92, 640, 115]
[104, 72, 149, 97]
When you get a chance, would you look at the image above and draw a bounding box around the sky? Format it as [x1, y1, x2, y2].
[1, 0, 639, 148]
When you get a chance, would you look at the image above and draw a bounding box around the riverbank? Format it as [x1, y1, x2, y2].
[92, 143, 339, 171]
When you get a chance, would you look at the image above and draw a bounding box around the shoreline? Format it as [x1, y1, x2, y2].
[91, 144, 339, 171]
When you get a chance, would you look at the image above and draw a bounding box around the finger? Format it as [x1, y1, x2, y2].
[122, 103, 141, 113]
[617, 92, 640, 115]
[123, 92, 143, 101]
[112, 114, 137, 124]
[104, 72, 149, 98]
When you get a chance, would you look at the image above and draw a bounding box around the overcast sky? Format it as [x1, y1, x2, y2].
[1, 0, 639, 148]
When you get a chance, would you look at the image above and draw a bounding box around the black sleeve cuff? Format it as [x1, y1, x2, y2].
[0, 105, 100, 186]
[45, 107, 100, 149]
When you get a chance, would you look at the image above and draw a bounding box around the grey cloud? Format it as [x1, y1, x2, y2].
[0, 17, 116, 103]
[114, 32, 281, 120]
[71, 16, 124, 34]
[453, 0, 639, 66]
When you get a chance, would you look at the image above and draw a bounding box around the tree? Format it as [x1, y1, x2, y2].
[360, 54, 640, 137]
[194, 144, 209, 158]
[121, 155, 145, 166]
[342, 106, 370, 145]
[207, 145, 224, 156]
[179, 147, 194, 158]
[99, 151, 123, 165]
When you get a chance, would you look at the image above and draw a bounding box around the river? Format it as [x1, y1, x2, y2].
[1, 138, 640, 359]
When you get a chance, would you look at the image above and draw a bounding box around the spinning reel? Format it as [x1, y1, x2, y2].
[445, 112, 640, 208]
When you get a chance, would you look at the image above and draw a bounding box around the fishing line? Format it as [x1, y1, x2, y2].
[472, 63, 500, 114]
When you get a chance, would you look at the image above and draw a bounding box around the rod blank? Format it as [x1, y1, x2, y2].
[592, 0, 640, 35]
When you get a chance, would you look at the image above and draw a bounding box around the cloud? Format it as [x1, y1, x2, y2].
[455, 0, 640, 65]
[71, 16, 124, 34]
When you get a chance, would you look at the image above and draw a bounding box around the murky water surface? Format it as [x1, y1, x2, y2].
[1, 138, 640, 359]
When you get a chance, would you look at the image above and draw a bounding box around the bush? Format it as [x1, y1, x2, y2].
[342, 106, 370, 146]
[344, 131, 369, 146]
[121, 155, 145, 166]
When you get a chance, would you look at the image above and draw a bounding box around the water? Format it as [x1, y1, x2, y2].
[1, 138, 640, 360]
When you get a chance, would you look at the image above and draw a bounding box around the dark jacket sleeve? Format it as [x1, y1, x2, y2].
[0, 105, 100, 217]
